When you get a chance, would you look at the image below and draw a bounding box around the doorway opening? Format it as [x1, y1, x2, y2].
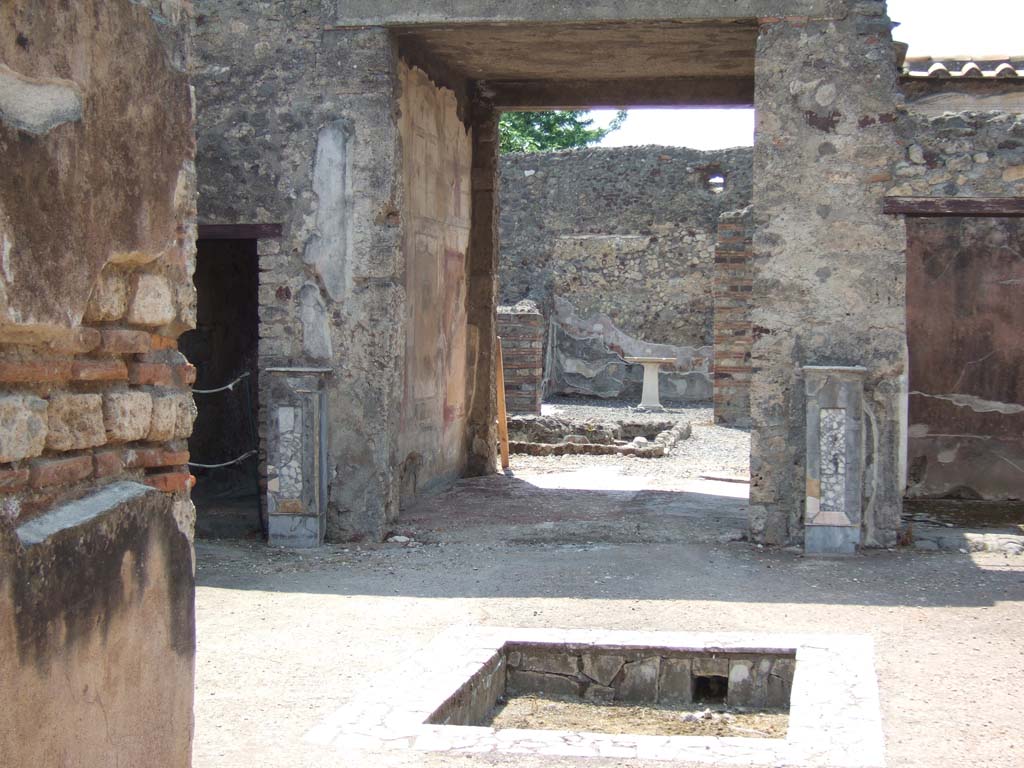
[180, 237, 261, 539]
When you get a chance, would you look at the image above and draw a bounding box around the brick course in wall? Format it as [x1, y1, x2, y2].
[713, 207, 754, 427]
[0, 341, 198, 523]
[498, 305, 545, 415]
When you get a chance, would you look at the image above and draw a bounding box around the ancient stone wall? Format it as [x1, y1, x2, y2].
[397, 64, 473, 505]
[0, 0, 196, 764]
[499, 146, 753, 347]
[194, 3, 411, 540]
[892, 112, 1024, 197]
[750, 2, 907, 548]
[713, 207, 754, 426]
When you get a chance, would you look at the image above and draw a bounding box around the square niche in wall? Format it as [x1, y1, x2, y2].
[307, 627, 884, 766]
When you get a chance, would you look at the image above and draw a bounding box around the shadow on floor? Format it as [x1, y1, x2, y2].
[195, 474, 1024, 609]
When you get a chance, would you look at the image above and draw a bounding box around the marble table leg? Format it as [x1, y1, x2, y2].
[639, 363, 665, 411]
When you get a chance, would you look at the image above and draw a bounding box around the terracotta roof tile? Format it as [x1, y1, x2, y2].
[903, 55, 1023, 79]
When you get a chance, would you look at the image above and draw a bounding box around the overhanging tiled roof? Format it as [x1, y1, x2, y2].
[903, 56, 1023, 79]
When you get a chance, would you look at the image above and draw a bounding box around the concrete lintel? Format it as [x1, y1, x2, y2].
[332, 1, 831, 27]
[16, 481, 155, 546]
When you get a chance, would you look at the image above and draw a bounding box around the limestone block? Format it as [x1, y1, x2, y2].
[83, 268, 128, 322]
[148, 392, 187, 442]
[127, 273, 176, 326]
[0, 395, 47, 462]
[103, 391, 153, 443]
[173, 394, 197, 439]
[45, 393, 105, 451]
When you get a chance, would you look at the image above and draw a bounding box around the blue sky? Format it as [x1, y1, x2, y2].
[592, 0, 1023, 149]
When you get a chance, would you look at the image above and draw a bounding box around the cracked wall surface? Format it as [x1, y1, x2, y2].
[0, 0, 197, 764]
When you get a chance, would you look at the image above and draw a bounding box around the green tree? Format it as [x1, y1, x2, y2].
[499, 110, 627, 154]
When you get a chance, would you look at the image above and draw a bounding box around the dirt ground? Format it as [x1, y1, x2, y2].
[191, 398, 1022, 768]
[485, 695, 789, 739]
[193, 484, 1024, 768]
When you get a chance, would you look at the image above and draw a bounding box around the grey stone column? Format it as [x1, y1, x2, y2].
[749, 3, 907, 547]
[265, 368, 330, 547]
[804, 366, 866, 554]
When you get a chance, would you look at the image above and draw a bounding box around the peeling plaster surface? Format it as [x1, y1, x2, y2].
[0, 63, 82, 135]
[0, 1, 193, 330]
[298, 283, 332, 361]
[303, 121, 353, 302]
[911, 392, 1024, 416]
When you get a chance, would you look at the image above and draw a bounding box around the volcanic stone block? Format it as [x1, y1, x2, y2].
[515, 648, 580, 676]
[692, 656, 729, 678]
[767, 658, 796, 708]
[616, 657, 660, 703]
[657, 657, 693, 704]
[583, 683, 616, 703]
[507, 670, 581, 698]
[581, 652, 625, 687]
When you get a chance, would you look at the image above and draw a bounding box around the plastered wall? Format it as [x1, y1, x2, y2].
[0, 0, 197, 763]
[397, 65, 473, 504]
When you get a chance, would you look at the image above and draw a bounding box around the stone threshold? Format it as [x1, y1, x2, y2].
[306, 627, 884, 766]
[510, 422, 691, 458]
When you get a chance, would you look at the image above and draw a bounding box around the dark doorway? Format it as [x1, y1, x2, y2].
[180, 238, 261, 538]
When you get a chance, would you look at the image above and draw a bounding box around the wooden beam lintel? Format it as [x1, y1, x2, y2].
[198, 223, 284, 240]
[485, 77, 754, 110]
[883, 196, 1024, 217]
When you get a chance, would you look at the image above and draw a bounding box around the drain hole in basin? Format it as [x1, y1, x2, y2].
[692, 675, 728, 704]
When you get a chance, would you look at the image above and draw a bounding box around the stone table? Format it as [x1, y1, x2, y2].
[624, 356, 676, 411]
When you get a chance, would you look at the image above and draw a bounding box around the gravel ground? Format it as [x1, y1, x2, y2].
[193, 539, 1024, 768]
[511, 397, 750, 487]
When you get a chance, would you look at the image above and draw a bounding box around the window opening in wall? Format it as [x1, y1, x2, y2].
[706, 173, 726, 194]
[179, 237, 261, 539]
